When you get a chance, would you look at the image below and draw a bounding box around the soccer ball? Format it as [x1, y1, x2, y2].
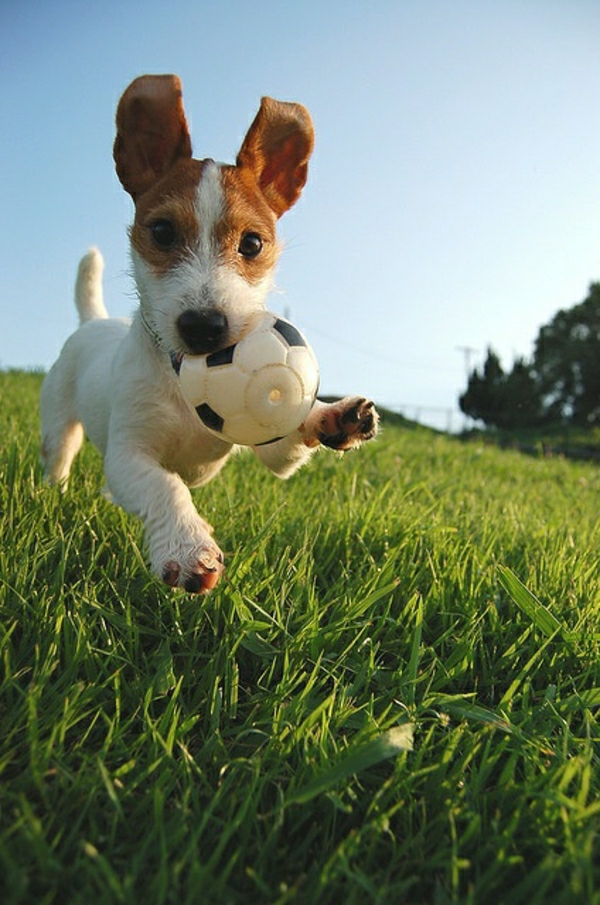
[178, 312, 319, 446]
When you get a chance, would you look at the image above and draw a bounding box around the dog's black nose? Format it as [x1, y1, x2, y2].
[177, 309, 229, 354]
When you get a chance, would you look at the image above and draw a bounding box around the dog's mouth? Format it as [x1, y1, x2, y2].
[170, 350, 185, 375]
[171, 307, 267, 368]
[162, 308, 230, 374]
[154, 306, 268, 376]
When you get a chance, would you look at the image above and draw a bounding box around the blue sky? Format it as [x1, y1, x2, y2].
[2, 0, 600, 430]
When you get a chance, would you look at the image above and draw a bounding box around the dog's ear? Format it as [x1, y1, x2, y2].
[236, 97, 315, 217]
[113, 75, 192, 199]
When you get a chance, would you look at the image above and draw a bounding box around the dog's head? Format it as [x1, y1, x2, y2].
[113, 75, 314, 356]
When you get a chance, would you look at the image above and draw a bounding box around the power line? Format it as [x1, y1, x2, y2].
[297, 318, 457, 373]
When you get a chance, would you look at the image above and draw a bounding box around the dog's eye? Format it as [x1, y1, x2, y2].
[150, 219, 177, 249]
[238, 232, 263, 258]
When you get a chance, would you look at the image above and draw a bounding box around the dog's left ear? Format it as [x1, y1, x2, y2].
[236, 97, 315, 217]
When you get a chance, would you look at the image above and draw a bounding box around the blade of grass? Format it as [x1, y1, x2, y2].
[497, 565, 575, 646]
[286, 724, 414, 806]
[405, 592, 423, 707]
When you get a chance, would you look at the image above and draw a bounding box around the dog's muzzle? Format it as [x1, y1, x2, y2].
[177, 309, 229, 355]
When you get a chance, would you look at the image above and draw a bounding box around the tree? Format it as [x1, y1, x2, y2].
[501, 358, 545, 428]
[532, 282, 600, 426]
[459, 348, 503, 426]
[459, 348, 542, 429]
[459, 283, 600, 430]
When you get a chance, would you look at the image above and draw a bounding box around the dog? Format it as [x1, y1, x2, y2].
[40, 74, 379, 593]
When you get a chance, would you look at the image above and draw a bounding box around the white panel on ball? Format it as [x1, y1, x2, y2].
[178, 312, 319, 446]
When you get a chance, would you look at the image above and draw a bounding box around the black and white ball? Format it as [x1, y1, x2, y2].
[178, 312, 319, 445]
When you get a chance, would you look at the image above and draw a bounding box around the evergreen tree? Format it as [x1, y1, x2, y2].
[459, 349, 542, 428]
[459, 348, 504, 427]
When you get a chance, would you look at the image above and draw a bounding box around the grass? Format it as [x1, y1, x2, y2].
[1, 368, 599, 904]
[461, 420, 600, 462]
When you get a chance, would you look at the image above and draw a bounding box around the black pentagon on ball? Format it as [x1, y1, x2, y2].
[206, 345, 236, 367]
[196, 403, 224, 433]
[273, 318, 307, 348]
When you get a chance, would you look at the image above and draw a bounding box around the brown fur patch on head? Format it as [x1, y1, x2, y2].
[217, 165, 279, 283]
[130, 159, 203, 272]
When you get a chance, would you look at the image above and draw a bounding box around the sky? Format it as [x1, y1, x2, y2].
[2, 0, 600, 431]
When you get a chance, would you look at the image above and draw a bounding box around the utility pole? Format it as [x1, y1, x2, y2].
[456, 345, 479, 378]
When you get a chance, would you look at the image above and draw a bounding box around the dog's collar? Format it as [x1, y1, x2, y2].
[139, 307, 162, 348]
[139, 308, 183, 375]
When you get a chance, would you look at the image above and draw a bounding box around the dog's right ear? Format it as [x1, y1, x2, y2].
[113, 75, 192, 199]
[236, 97, 315, 218]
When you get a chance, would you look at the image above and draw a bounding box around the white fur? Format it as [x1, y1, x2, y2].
[196, 160, 225, 255]
[75, 246, 108, 322]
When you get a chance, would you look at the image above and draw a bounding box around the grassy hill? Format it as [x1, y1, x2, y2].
[461, 421, 600, 463]
[1, 369, 599, 904]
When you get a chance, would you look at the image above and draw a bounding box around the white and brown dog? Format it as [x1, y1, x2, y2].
[41, 75, 378, 593]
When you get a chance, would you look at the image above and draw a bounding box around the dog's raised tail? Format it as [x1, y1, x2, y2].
[75, 247, 108, 323]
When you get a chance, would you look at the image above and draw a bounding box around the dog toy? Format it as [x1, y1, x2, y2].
[178, 312, 319, 445]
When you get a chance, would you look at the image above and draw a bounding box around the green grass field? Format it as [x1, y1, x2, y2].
[1, 369, 599, 904]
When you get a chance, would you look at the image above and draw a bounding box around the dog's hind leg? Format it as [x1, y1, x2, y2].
[41, 420, 84, 488]
[40, 370, 85, 489]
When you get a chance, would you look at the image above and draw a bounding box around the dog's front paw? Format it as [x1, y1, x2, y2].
[304, 397, 379, 451]
[150, 525, 225, 594]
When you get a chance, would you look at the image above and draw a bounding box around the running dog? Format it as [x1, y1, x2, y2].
[41, 75, 378, 592]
